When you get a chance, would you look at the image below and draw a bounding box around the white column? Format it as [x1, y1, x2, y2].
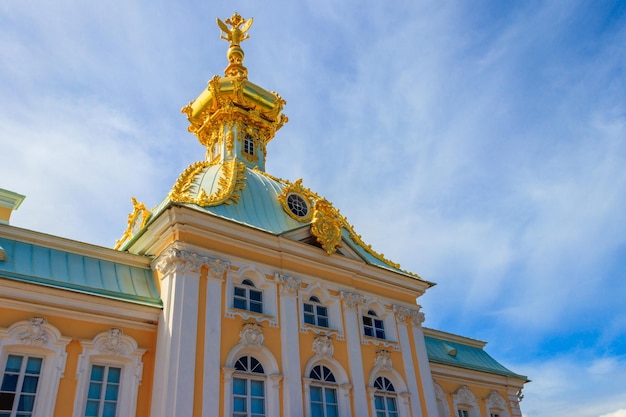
[150, 247, 202, 417]
[340, 291, 369, 417]
[278, 274, 304, 417]
[409, 308, 439, 417]
[202, 257, 230, 417]
[394, 306, 423, 417]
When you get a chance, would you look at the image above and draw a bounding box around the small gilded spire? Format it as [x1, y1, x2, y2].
[217, 13, 253, 78]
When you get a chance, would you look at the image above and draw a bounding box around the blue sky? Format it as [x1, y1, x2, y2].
[1, 1, 625, 416]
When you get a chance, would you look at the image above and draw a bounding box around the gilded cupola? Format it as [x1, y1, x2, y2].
[180, 13, 288, 172]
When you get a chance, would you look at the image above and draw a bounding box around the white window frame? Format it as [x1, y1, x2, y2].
[0, 317, 70, 417]
[225, 266, 278, 327]
[367, 358, 410, 417]
[72, 329, 146, 417]
[299, 282, 343, 339]
[303, 357, 351, 417]
[359, 300, 398, 349]
[223, 342, 282, 417]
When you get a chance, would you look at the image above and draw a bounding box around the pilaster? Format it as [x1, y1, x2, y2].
[278, 274, 304, 416]
[340, 290, 369, 417]
[393, 305, 423, 417]
[408, 307, 439, 417]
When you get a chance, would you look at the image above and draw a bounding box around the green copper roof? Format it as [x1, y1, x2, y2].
[132, 161, 421, 279]
[0, 237, 161, 307]
[425, 333, 527, 380]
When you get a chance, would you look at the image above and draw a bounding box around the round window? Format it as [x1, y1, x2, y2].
[286, 193, 309, 218]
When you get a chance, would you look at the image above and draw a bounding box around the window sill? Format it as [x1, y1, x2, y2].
[225, 307, 278, 327]
[361, 335, 399, 351]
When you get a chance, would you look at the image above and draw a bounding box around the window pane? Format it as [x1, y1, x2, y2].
[386, 397, 397, 411]
[85, 400, 99, 416]
[317, 317, 329, 328]
[233, 378, 247, 395]
[310, 386, 322, 402]
[250, 380, 264, 397]
[376, 329, 386, 339]
[250, 301, 263, 313]
[24, 358, 42, 375]
[250, 290, 262, 302]
[0, 393, 15, 411]
[90, 365, 105, 382]
[105, 384, 119, 401]
[303, 303, 313, 313]
[88, 382, 102, 399]
[251, 397, 265, 413]
[102, 401, 117, 417]
[17, 394, 35, 411]
[374, 395, 385, 410]
[317, 305, 328, 317]
[362, 316, 372, 326]
[310, 402, 323, 417]
[325, 387, 337, 403]
[5, 355, 23, 373]
[1, 373, 18, 391]
[364, 327, 374, 337]
[21, 376, 39, 393]
[234, 298, 247, 310]
[233, 397, 247, 412]
[326, 404, 339, 417]
[107, 367, 121, 383]
[304, 313, 315, 325]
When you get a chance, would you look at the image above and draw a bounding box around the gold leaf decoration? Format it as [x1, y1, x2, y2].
[168, 159, 247, 207]
[311, 199, 343, 255]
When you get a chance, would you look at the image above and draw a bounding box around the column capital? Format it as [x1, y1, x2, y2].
[277, 274, 301, 296]
[154, 247, 230, 278]
[340, 291, 365, 311]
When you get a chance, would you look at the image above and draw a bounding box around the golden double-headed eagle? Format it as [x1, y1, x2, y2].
[217, 13, 253, 47]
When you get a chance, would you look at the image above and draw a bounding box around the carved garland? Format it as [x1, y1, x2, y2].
[168, 159, 246, 207]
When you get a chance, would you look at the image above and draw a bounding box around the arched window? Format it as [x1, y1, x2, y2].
[308, 365, 338, 417]
[234, 279, 263, 313]
[373, 377, 398, 417]
[232, 356, 265, 417]
[303, 297, 329, 328]
[362, 310, 385, 339]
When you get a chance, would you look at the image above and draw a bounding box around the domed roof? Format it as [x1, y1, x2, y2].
[115, 13, 421, 280]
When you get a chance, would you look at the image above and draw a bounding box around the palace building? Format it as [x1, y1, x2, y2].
[0, 14, 527, 417]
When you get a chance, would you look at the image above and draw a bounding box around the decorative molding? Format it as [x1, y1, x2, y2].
[393, 306, 411, 324]
[73, 329, 146, 417]
[454, 385, 478, 406]
[277, 274, 301, 296]
[485, 391, 508, 411]
[410, 308, 425, 328]
[340, 291, 364, 311]
[312, 335, 334, 359]
[239, 323, 264, 347]
[207, 257, 230, 280]
[17, 316, 49, 346]
[154, 247, 230, 278]
[375, 350, 393, 370]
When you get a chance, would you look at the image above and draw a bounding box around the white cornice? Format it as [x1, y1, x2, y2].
[423, 327, 487, 348]
[429, 363, 527, 388]
[0, 279, 160, 330]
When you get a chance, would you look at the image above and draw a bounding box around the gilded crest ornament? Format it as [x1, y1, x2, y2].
[217, 13, 253, 47]
[311, 199, 343, 254]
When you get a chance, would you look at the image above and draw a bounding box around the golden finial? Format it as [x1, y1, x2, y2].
[217, 13, 253, 47]
[217, 13, 253, 78]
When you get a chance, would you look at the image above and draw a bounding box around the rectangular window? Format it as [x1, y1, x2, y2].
[233, 377, 265, 417]
[458, 410, 470, 417]
[84, 365, 121, 417]
[362, 316, 385, 339]
[0, 354, 43, 417]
